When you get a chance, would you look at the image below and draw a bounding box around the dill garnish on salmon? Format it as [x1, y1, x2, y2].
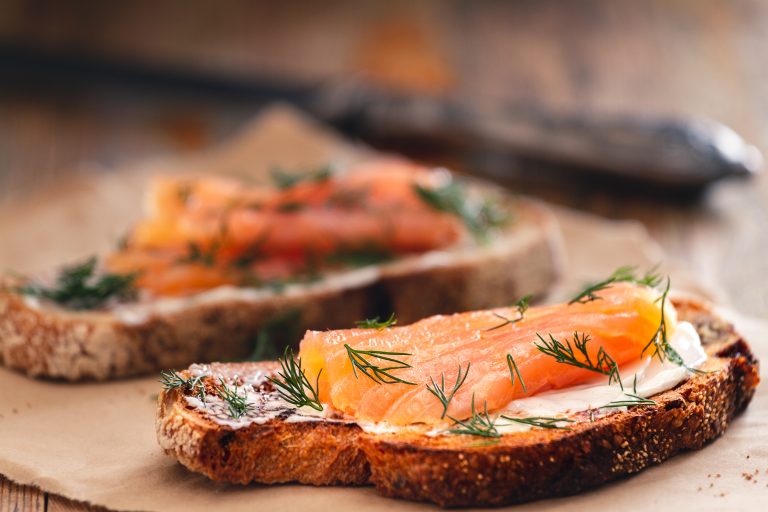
[298, 280, 681, 426]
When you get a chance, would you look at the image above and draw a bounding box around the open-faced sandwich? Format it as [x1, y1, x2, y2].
[156, 269, 758, 507]
[0, 160, 562, 380]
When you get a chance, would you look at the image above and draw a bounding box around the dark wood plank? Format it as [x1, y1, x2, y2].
[0, 476, 46, 512]
[47, 494, 104, 512]
[0, 476, 105, 511]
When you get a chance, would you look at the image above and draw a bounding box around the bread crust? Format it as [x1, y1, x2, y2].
[154, 300, 759, 507]
[0, 198, 562, 381]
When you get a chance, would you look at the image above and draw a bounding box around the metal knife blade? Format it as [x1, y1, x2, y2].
[312, 82, 762, 189]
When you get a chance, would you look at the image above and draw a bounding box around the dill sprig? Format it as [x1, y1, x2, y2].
[447, 394, 500, 438]
[233, 231, 270, 269]
[426, 362, 471, 419]
[159, 369, 206, 402]
[506, 354, 527, 393]
[485, 295, 531, 331]
[270, 166, 332, 190]
[17, 256, 137, 310]
[355, 312, 397, 330]
[500, 415, 574, 430]
[640, 278, 706, 374]
[276, 201, 306, 212]
[267, 347, 323, 411]
[247, 310, 301, 362]
[569, 265, 662, 305]
[178, 241, 219, 266]
[535, 331, 623, 389]
[161, 370, 252, 418]
[641, 278, 683, 364]
[325, 247, 393, 268]
[344, 344, 415, 385]
[602, 393, 656, 408]
[214, 379, 252, 419]
[414, 181, 508, 242]
[325, 187, 369, 209]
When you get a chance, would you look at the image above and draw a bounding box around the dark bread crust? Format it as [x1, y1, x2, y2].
[0, 198, 563, 381]
[155, 300, 759, 507]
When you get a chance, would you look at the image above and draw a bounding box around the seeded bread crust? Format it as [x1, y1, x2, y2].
[155, 300, 759, 507]
[0, 198, 563, 381]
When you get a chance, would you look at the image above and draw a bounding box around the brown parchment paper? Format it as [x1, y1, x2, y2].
[0, 106, 764, 512]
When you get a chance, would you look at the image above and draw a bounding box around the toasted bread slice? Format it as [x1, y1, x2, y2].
[0, 196, 562, 381]
[155, 299, 759, 507]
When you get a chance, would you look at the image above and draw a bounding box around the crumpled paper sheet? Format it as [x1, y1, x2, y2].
[0, 106, 763, 512]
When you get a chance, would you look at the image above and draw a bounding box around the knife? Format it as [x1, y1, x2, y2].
[2, 45, 762, 191]
[315, 81, 762, 191]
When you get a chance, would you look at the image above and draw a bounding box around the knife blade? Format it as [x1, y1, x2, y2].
[314, 81, 762, 190]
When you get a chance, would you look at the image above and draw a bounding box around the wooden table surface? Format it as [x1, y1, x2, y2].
[1, 0, 766, 509]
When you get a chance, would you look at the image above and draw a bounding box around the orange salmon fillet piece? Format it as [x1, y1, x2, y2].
[106, 161, 471, 296]
[129, 162, 462, 256]
[299, 283, 673, 425]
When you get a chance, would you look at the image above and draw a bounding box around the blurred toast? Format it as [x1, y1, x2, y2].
[0, 195, 562, 381]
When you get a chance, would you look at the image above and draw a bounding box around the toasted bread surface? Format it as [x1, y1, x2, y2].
[155, 300, 759, 507]
[0, 197, 563, 381]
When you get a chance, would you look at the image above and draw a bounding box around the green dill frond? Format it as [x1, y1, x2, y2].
[499, 415, 574, 430]
[447, 394, 500, 438]
[355, 312, 397, 330]
[178, 241, 219, 266]
[569, 265, 662, 304]
[506, 354, 527, 393]
[17, 256, 136, 310]
[601, 393, 656, 408]
[640, 277, 707, 375]
[214, 379, 252, 419]
[426, 362, 471, 419]
[414, 181, 509, 243]
[159, 370, 206, 402]
[485, 295, 531, 331]
[344, 344, 415, 385]
[267, 347, 323, 411]
[534, 331, 623, 389]
[325, 248, 393, 268]
[270, 165, 332, 190]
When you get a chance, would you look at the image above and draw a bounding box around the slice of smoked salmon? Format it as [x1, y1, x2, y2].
[106, 161, 478, 296]
[299, 282, 673, 425]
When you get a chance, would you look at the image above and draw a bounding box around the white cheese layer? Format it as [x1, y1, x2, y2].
[492, 321, 706, 433]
